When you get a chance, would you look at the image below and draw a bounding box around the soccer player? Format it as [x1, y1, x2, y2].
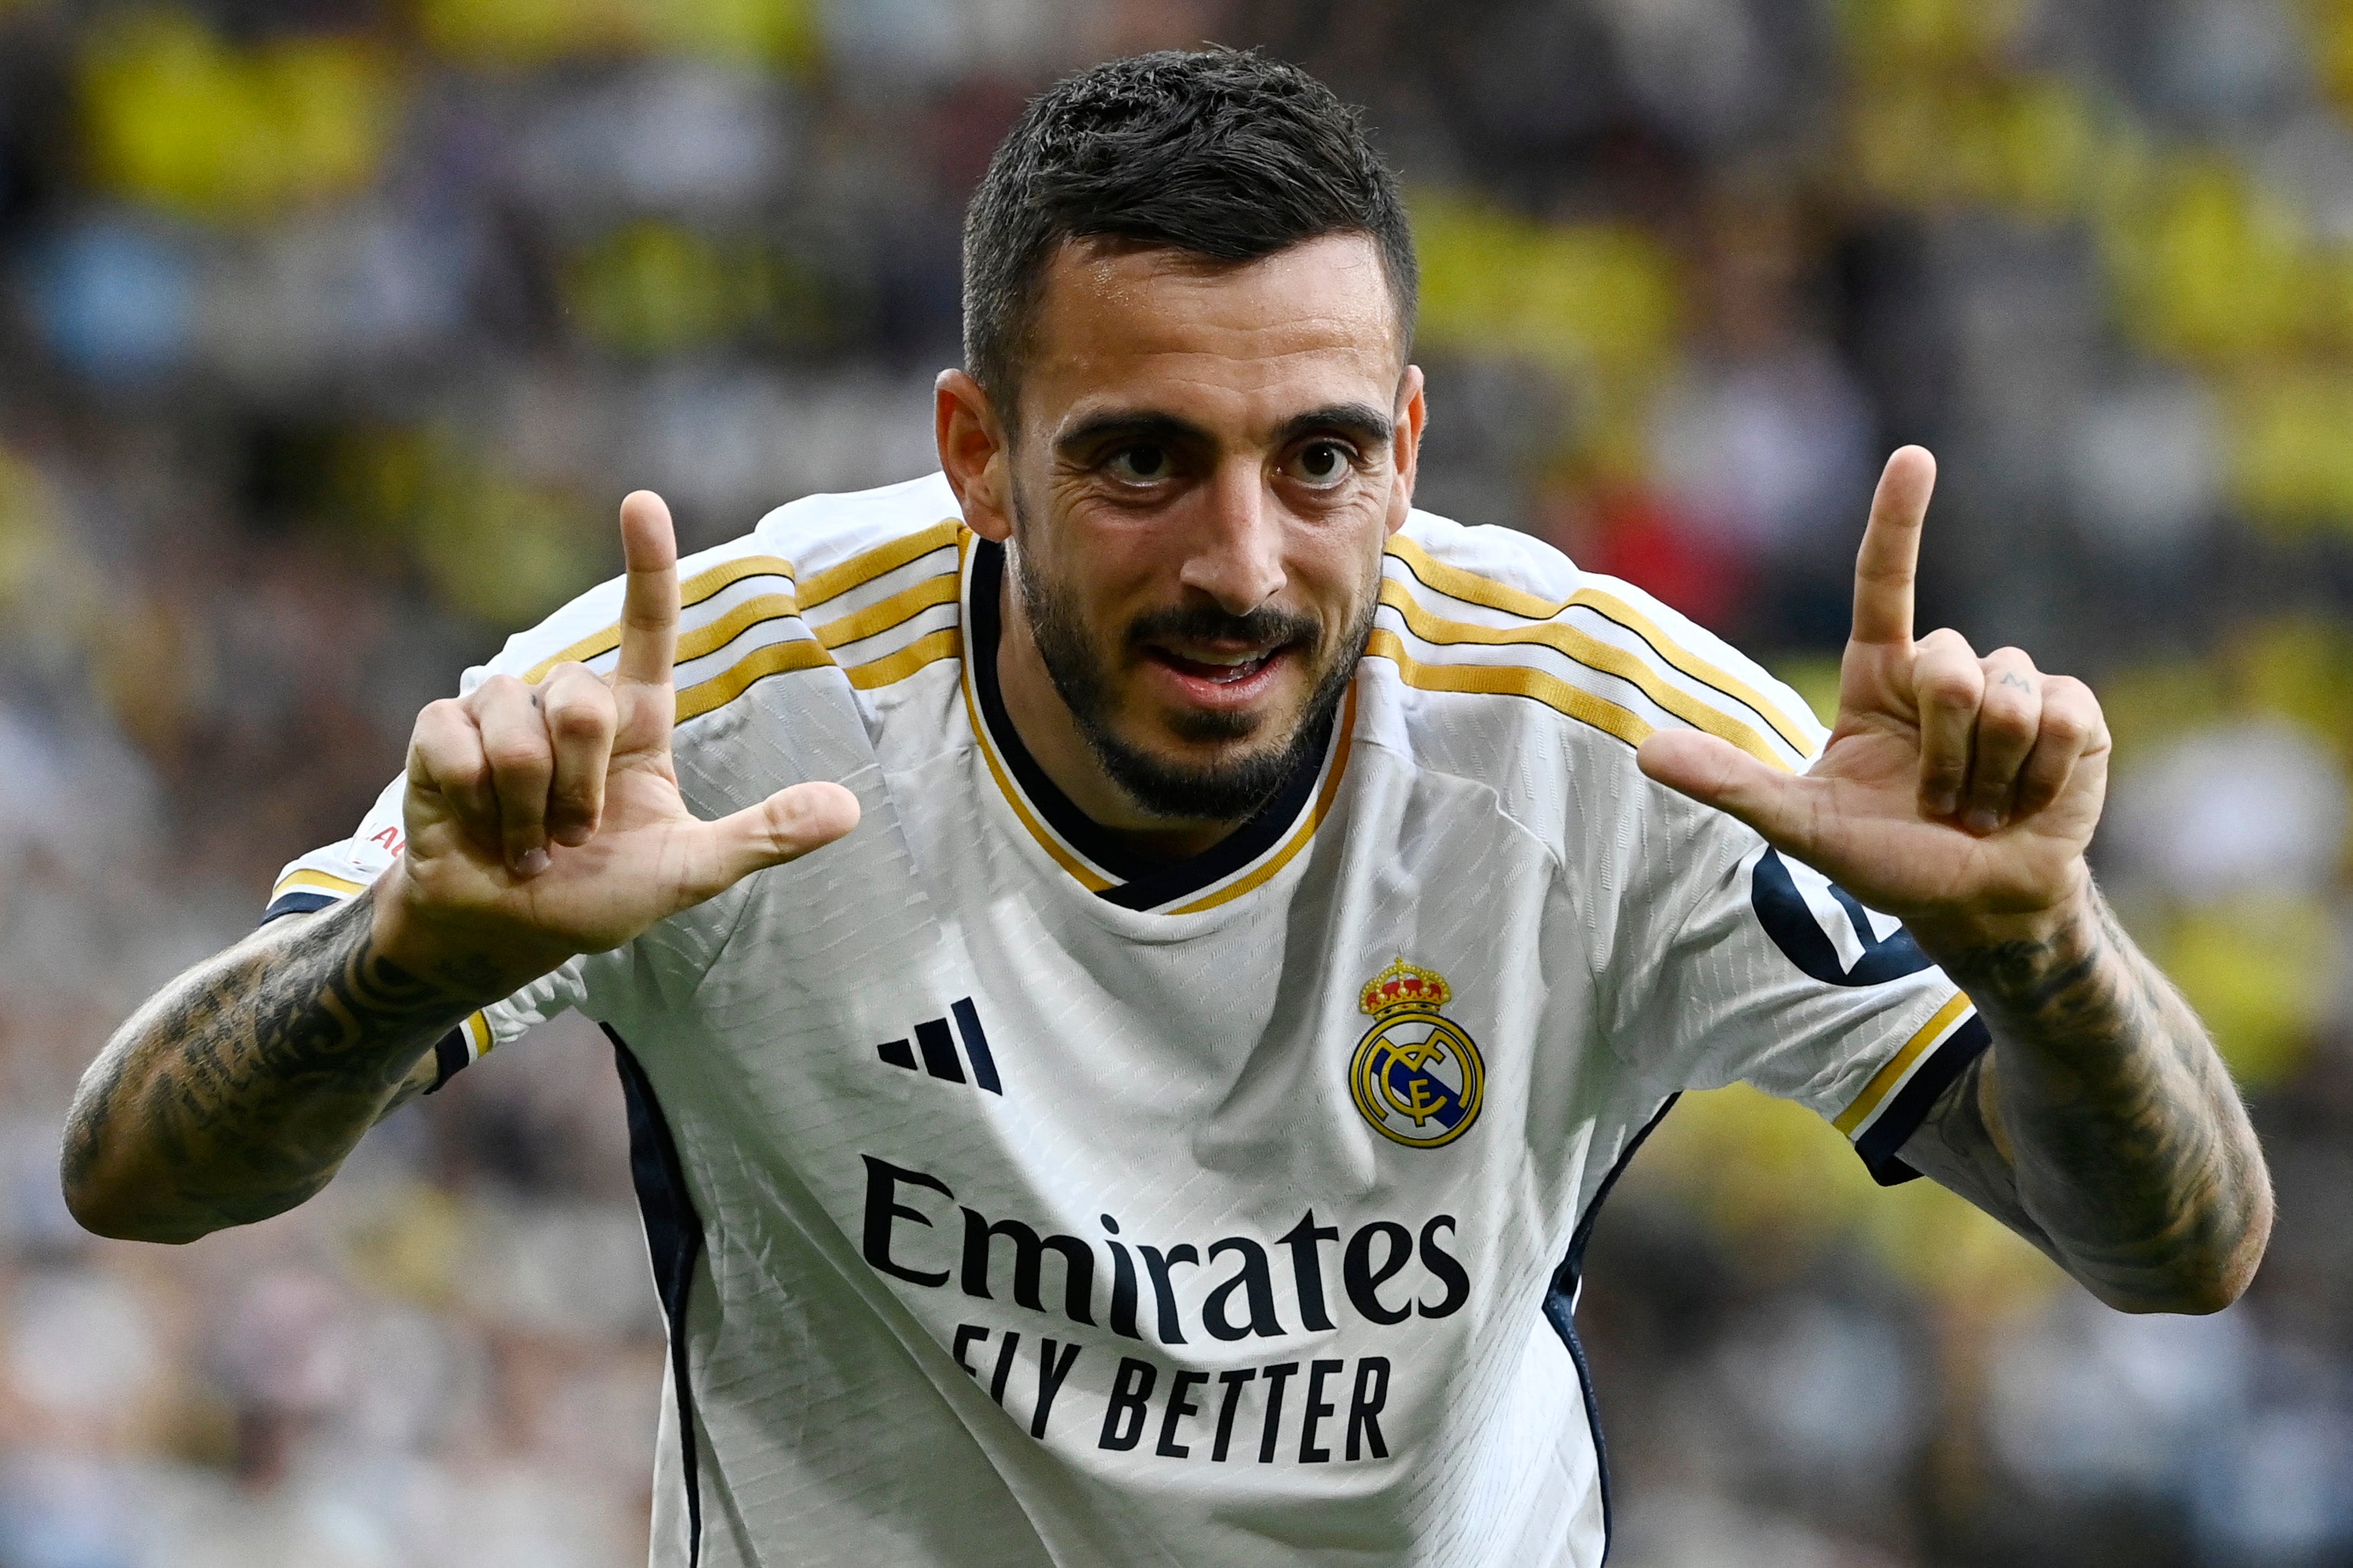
[64, 50, 2267, 1568]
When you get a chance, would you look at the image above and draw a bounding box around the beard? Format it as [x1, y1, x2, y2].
[1009, 536, 1375, 824]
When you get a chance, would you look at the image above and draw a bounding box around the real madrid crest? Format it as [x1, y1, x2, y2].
[1350, 958, 1484, 1149]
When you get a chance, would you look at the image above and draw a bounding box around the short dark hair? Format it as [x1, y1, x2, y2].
[961, 49, 1418, 425]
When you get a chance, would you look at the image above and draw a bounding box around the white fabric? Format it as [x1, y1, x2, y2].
[277, 472, 1973, 1567]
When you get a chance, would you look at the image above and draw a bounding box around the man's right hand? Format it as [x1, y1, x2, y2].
[378, 489, 862, 989]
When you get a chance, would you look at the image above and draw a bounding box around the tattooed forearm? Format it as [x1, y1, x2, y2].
[63, 891, 498, 1242]
[1902, 889, 2273, 1313]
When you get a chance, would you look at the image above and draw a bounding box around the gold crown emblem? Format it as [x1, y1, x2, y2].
[1359, 957, 1451, 1017]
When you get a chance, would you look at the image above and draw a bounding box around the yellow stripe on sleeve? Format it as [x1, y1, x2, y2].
[1833, 991, 1974, 1135]
[464, 1011, 495, 1059]
[1566, 586, 1815, 755]
[1377, 581, 1790, 771]
[523, 554, 797, 683]
[844, 626, 963, 690]
[1363, 628, 1654, 750]
[272, 868, 368, 900]
[795, 520, 963, 612]
[817, 573, 960, 650]
[673, 638, 836, 723]
[1382, 534, 1816, 756]
[1385, 535, 1566, 620]
[672, 591, 801, 667]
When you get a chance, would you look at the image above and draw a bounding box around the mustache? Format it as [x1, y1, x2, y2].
[1124, 603, 1324, 652]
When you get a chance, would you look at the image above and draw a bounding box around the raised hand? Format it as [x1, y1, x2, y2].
[1636, 447, 2109, 950]
[380, 490, 861, 985]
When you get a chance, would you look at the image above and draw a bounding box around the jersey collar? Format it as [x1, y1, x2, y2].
[961, 536, 1354, 914]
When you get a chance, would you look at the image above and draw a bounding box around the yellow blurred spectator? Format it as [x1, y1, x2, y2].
[416, 0, 821, 73]
[2228, 368, 2353, 531]
[1834, 0, 2030, 70]
[1847, 74, 2099, 219]
[567, 221, 752, 357]
[1633, 1083, 2062, 1313]
[313, 425, 608, 625]
[2157, 893, 2336, 1086]
[1412, 190, 1682, 386]
[2108, 155, 2313, 364]
[80, 9, 401, 219]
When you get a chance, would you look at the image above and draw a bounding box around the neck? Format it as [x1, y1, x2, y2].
[993, 566, 1244, 862]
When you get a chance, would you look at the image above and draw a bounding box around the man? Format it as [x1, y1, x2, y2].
[64, 50, 2267, 1568]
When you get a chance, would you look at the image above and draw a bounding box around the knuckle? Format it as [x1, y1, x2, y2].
[418, 696, 471, 736]
[547, 694, 615, 743]
[1920, 671, 1979, 709]
[2038, 708, 2091, 746]
[1978, 696, 2036, 744]
[1919, 625, 1971, 652]
[484, 737, 551, 776]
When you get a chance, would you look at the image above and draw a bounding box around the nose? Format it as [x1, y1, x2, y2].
[1177, 459, 1286, 615]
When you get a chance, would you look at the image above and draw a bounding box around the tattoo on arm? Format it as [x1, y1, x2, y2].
[1899, 891, 2273, 1310]
[63, 892, 500, 1240]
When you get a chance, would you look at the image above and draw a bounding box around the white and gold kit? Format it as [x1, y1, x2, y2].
[273, 472, 1986, 1568]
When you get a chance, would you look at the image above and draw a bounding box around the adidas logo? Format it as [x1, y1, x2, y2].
[876, 998, 1001, 1095]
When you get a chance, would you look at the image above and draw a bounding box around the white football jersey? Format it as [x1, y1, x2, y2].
[273, 472, 1985, 1568]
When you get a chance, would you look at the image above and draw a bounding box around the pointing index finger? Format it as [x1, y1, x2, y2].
[1851, 446, 1935, 648]
[616, 490, 680, 689]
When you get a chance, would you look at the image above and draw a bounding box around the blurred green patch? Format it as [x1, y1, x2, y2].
[1631, 1081, 2065, 1313]
[414, 0, 821, 73]
[1412, 190, 1682, 385]
[1769, 655, 1841, 729]
[1846, 73, 2101, 219]
[565, 221, 841, 358]
[2156, 894, 2335, 1087]
[80, 8, 402, 219]
[300, 424, 611, 625]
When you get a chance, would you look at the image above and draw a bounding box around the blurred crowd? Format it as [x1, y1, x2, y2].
[1, 1, 2350, 1564]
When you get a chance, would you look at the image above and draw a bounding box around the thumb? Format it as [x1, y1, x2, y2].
[687, 781, 863, 898]
[1636, 730, 1818, 858]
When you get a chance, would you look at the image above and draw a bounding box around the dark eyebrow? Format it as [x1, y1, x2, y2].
[1053, 411, 1216, 460]
[1053, 402, 1397, 463]
[1276, 402, 1394, 449]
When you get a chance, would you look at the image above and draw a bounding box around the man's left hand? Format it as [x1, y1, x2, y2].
[1636, 445, 2109, 956]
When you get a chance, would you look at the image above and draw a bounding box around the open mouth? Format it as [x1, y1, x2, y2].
[1152, 648, 1278, 683]
[1142, 641, 1295, 704]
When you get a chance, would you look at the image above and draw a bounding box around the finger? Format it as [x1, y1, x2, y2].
[1636, 730, 1823, 862]
[680, 782, 863, 904]
[408, 698, 496, 852]
[539, 662, 619, 846]
[1909, 628, 1983, 820]
[2012, 674, 2103, 821]
[1851, 446, 1936, 648]
[469, 674, 556, 875]
[615, 490, 681, 690]
[1963, 647, 2042, 833]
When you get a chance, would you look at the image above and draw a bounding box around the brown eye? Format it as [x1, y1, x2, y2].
[1293, 440, 1353, 489]
[1107, 445, 1172, 483]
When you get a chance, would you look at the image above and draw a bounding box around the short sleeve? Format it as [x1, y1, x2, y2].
[265, 768, 587, 1094]
[1614, 822, 1991, 1186]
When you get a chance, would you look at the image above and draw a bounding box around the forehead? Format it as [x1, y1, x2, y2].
[1018, 232, 1401, 438]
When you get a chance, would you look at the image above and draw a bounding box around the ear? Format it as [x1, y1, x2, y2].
[936, 369, 1015, 544]
[1385, 364, 1428, 538]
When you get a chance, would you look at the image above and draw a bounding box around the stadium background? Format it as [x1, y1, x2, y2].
[0, 1, 2349, 1563]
